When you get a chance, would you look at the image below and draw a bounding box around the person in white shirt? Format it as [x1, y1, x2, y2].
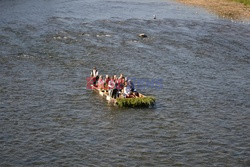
[90, 67, 99, 85]
[108, 76, 115, 97]
[123, 82, 131, 97]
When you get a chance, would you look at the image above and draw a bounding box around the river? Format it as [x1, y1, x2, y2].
[0, 0, 249, 166]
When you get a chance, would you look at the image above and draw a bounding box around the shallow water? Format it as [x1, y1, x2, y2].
[0, 0, 250, 166]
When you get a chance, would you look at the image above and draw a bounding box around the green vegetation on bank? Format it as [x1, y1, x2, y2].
[231, 0, 250, 5]
[116, 96, 156, 108]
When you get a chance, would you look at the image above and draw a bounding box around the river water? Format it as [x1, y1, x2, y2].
[0, 0, 249, 166]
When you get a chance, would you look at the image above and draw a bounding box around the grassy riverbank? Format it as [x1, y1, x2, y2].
[176, 0, 250, 20]
[232, 0, 250, 5]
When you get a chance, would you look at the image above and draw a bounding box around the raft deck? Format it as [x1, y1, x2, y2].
[91, 85, 155, 108]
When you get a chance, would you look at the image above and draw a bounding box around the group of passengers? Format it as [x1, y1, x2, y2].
[90, 67, 139, 99]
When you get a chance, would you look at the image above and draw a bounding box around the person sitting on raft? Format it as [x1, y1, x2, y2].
[108, 76, 115, 96]
[127, 79, 135, 92]
[104, 75, 110, 91]
[113, 75, 117, 83]
[123, 82, 132, 98]
[111, 75, 119, 98]
[90, 67, 99, 86]
[112, 82, 119, 99]
[97, 75, 104, 90]
[125, 79, 140, 98]
[116, 73, 125, 96]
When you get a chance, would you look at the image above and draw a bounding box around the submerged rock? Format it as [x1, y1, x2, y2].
[138, 33, 147, 38]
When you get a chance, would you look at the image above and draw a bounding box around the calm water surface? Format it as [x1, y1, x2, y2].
[0, 0, 250, 166]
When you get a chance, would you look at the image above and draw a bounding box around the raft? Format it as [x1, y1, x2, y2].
[91, 85, 155, 108]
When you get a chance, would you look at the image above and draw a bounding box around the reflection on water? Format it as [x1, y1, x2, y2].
[0, 0, 250, 166]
